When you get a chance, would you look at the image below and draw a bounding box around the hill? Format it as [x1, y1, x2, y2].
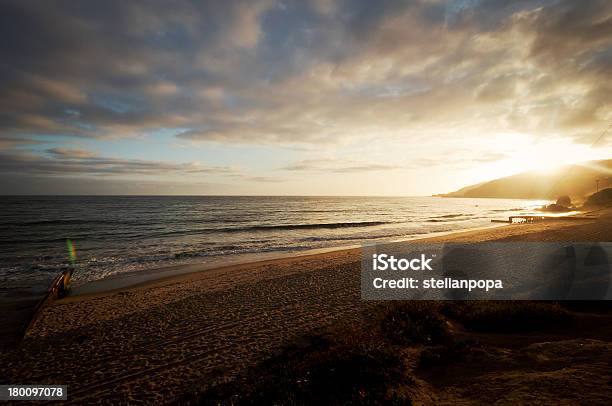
[439, 159, 612, 201]
[583, 188, 612, 208]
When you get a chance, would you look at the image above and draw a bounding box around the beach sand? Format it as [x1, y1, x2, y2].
[2, 209, 611, 404]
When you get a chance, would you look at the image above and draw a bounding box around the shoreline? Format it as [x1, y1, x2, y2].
[70, 222, 510, 297]
[69, 209, 603, 299]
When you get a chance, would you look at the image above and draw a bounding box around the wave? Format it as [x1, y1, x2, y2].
[1, 218, 145, 227]
[430, 213, 467, 219]
[426, 217, 480, 223]
[148, 221, 395, 237]
[231, 221, 393, 232]
[2, 219, 99, 226]
[489, 208, 523, 212]
[299, 231, 424, 242]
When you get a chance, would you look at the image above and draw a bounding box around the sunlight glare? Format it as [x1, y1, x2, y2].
[481, 133, 610, 180]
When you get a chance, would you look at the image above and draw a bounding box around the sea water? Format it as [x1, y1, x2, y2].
[0, 195, 546, 296]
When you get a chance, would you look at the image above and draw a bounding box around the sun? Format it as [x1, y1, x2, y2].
[480, 133, 609, 180]
[512, 150, 566, 174]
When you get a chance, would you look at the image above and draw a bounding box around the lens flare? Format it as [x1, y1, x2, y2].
[66, 239, 77, 265]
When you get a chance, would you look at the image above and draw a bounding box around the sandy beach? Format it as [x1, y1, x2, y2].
[2, 209, 611, 404]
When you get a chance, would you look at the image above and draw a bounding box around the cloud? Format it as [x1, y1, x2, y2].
[46, 148, 96, 158]
[0, 136, 44, 149]
[0, 0, 275, 139]
[228, 0, 274, 48]
[476, 75, 519, 102]
[243, 175, 286, 183]
[473, 152, 510, 163]
[0, 174, 234, 195]
[526, 0, 612, 63]
[0, 149, 240, 177]
[0, 0, 609, 149]
[281, 158, 403, 173]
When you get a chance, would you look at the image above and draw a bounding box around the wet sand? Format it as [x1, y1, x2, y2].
[1, 209, 611, 404]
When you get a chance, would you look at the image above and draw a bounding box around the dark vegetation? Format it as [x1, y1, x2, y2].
[583, 188, 612, 208]
[418, 338, 481, 369]
[381, 302, 449, 345]
[184, 320, 413, 405]
[441, 301, 572, 333]
[181, 300, 589, 405]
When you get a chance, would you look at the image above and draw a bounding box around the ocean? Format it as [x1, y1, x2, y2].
[0, 195, 546, 296]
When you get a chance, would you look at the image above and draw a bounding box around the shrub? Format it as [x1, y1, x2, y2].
[418, 339, 480, 369]
[188, 332, 412, 405]
[381, 301, 450, 345]
[442, 301, 572, 333]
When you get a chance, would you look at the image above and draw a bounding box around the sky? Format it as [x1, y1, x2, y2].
[0, 0, 610, 195]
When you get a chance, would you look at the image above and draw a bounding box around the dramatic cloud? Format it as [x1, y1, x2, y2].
[1, 0, 609, 143]
[0, 149, 239, 177]
[0, 0, 610, 194]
